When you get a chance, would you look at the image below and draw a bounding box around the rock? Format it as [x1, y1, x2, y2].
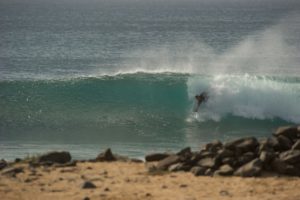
[267, 137, 282, 151]
[234, 158, 263, 177]
[259, 151, 275, 165]
[279, 150, 300, 164]
[96, 148, 116, 162]
[217, 149, 235, 158]
[168, 163, 184, 172]
[176, 147, 191, 157]
[292, 140, 300, 150]
[145, 153, 170, 162]
[277, 135, 293, 151]
[236, 152, 256, 167]
[0, 159, 8, 170]
[271, 158, 300, 175]
[221, 157, 236, 166]
[274, 126, 299, 140]
[38, 151, 71, 164]
[214, 164, 234, 176]
[204, 168, 214, 176]
[190, 166, 207, 176]
[83, 197, 90, 200]
[157, 155, 180, 170]
[197, 157, 220, 169]
[225, 137, 258, 153]
[204, 140, 223, 153]
[15, 158, 22, 163]
[82, 181, 96, 189]
[1, 167, 24, 177]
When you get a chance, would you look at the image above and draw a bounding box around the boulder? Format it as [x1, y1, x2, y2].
[157, 155, 180, 170]
[274, 126, 299, 140]
[259, 151, 275, 165]
[234, 158, 263, 177]
[38, 151, 71, 164]
[292, 140, 300, 150]
[225, 137, 258, 153]
[176, 147, 191, 157]
[1, 167, 24, 177]
[277, 135, 293, 151]
[271, 158, 300, 176]
[197, 157, 220, 169]
[221, 157, 236, 166]
[279, 150, 300, 164]
[145, 153, 170, 162]
[190, 166, 207, 176]
[236, 152, 256, 167]
[267, 137, 282, 151]
[258, 138, 274, 154]
[271, 158, 287, 174]
[0, 159, 7, 170]
[217, 149, 235, 158]
[204, 140, 223, 153]
[214, 164, 234, 176]
[168, 163, 191, 172]
[96, 148, 116, 162]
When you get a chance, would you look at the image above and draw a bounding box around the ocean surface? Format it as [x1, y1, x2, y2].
[1, 0, 300, 160]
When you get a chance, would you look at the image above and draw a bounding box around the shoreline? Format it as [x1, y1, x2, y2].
[1, 125, 300, 199]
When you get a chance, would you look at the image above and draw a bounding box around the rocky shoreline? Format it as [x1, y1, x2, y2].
[1, 125, 300, 178]
[1, 125, 300, 200]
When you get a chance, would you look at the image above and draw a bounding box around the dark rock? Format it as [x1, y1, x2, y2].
[176, 147, 191, 157]
[236, 152, 256, 167]
[267, 137, 282, 151]
[1, 167, 24, 177]
[271, 158, 300, 175]
[221, 157, 236, 166]
[168, 163, 184, 172]
[96, 148, 116, 162]
[234, 158, 263, 177]
[271, 158, 288, 174]
[225, 137, 258, 153]
[190, 166, 207, 176]
[279, 150, 300, 164]
[198, 150, 215, 158]
[38, 151, 71, 164]
[197, 157, 220, 169]
[292, 140, 300, 150]
[15, 158, 22, 163]
[259, 151, 275, 166]
[274, 126, 299, 140]
[217, 149, 235, 158]
[0, 159, 8, 170]
[204, 140, 223, 153]
[258, 138, 274, 154]
[157, 155, 180, 170]
[214, 164, 234, 176]
[145, 153, 170, 162]
[82, 181, 96, 189]
[277, 135, 293, 151]
[83, 197, 90, 200]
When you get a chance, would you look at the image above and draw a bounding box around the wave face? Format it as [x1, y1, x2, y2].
[1, 73, 299, 139]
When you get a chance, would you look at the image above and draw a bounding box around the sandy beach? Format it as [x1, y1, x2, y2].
[1, 161, 300, 200]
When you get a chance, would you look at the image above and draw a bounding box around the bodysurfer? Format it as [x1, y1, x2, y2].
[194, 92, 208, 112]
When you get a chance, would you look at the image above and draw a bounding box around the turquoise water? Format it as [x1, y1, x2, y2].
[1, 0, 300, 160]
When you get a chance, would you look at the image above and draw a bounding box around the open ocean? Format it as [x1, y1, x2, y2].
[1, 0, 300, 160]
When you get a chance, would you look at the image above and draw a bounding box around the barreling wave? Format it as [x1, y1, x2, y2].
[1, 72, 299, 135]
[188, 74, 300, 123]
